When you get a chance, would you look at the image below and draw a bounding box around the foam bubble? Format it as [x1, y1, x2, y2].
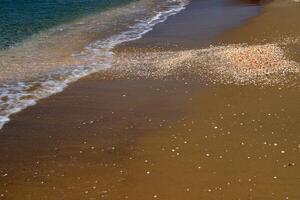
[0, 0, 190, 130]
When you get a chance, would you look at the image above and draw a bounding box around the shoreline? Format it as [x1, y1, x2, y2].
[116, 0, 262, 50]
[1, 0, 300, 199]
[0, 0, 190, 130]
[0, 0, 190, 83]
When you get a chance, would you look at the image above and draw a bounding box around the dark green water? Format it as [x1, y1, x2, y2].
[0, 0, 135, 49]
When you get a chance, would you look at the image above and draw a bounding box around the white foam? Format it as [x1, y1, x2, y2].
[0, 0, 190, 130]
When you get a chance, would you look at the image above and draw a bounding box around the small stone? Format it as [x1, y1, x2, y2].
[287, 162, 295, 167]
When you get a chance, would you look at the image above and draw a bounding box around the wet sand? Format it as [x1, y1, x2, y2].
[218, 0, 300, 62]
[1, 0, 300, 199]
[123, 85, 300, 199]
[117, 0, 261, 50]
[0, 79, 204, 199]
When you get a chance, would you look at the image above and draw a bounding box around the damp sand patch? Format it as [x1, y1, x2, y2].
[95, 42, 299, 86]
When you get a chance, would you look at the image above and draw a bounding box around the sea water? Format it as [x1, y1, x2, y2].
[0, 0, 190, 129]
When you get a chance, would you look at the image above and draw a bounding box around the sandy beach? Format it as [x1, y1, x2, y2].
[0, 0, 299, 199]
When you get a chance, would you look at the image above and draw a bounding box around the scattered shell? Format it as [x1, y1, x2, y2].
[96, 41, 300, 86]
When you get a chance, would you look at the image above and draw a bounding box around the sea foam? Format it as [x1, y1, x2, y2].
[0, 0, 190, 129]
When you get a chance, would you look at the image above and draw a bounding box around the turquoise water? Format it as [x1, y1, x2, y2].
[0, 0, 190, 130]
[0, 0, 135, 49]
